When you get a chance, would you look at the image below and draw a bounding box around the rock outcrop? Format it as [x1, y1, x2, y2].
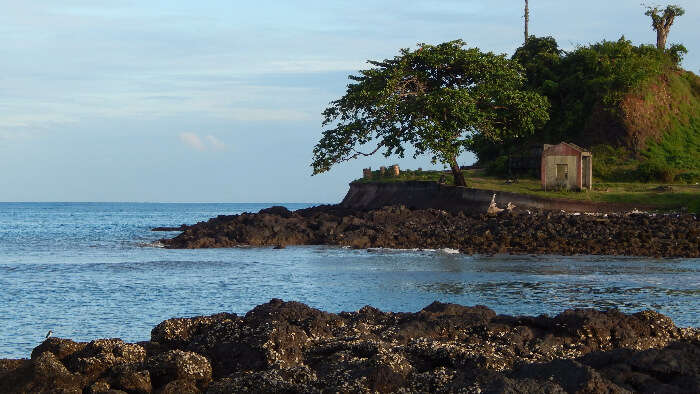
[161, 205, 699, 257]
[2, 300, 698, 393]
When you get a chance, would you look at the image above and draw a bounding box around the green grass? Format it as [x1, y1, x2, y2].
[353, 169, 700, 212]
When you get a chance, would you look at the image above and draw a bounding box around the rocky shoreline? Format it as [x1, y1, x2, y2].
[1, 300, 698, 393]
[160, 205, 699, 258]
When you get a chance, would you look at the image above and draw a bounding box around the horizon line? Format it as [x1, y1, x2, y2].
[0, 201, 331, 205]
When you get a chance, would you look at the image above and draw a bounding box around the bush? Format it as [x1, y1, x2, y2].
[636, 160, 678, 183]
[675, 170, 700, 184]
[591, 144, 637, 181]
[485, 155, 509, 177]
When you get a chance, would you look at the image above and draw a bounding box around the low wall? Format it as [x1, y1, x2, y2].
[340, 181, 642, 214]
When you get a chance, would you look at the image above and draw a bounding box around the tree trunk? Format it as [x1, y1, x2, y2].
[450, 160, 467, 187]
[524, 0, 529, 43]
[656, 27, 669, 50]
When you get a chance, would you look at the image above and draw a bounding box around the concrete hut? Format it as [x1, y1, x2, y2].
[541, 142, 592, 191]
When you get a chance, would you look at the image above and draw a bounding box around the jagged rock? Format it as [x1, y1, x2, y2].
[31, 338, 86, 361]
[151, 313, 239, 351]
[160, 205, 699, 258]
[0, 359, 26, 374]
[66, 339, 146, 379]
[158, 379, 201, 393]
[17, 351, 84, 393]
[147, 350, 211, 390]
[108, 364, 151, 394]
[2, 300, 699, 393]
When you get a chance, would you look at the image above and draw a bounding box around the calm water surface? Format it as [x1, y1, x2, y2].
[0, 202, 698, 358]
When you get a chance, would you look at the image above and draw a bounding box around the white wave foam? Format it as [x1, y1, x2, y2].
[140, 241, 165, 248]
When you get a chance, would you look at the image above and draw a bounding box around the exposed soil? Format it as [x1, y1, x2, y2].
[2, 300, 698, 393]
[160, 205, 699, 258]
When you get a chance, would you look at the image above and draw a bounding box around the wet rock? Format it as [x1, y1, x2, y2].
[150, 313, 239, 351]
[206, 366, 318, 394]
[151, 225, 188, 232]
[31, 338, 87, 361]
[0, 359, 27, 374]
[258, 205, 295, 218]
[108, 364, 152, 394]
[147, 350, 211, 390]
[66, 339, 146, 379]
[159, 379, 201, 393]
[27, 351, 84, 393]
[86, 379, 111, 393]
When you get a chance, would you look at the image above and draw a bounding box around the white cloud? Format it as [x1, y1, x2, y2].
[179, 132, 206, 151]
[205, 135, 226, 151]
[179, 132, 227, 152]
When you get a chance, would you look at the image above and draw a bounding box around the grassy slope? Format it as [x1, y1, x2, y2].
[593, 70, 700, 183]
[354, 169, 700, 212]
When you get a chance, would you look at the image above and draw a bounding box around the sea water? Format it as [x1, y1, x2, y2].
[0, 202, 698, 358]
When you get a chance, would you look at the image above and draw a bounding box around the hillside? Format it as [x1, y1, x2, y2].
[590, 69, 700, 183]
[479, 37, 700, 184]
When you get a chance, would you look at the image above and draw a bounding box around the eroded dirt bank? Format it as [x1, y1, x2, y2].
[161, 205, 699, 258]
[1, 300, 698, 393]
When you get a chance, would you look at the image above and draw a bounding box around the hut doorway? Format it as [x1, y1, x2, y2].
[582, 156, 591, 189]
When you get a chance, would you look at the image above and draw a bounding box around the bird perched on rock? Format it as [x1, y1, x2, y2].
[45, 330, 52, 339]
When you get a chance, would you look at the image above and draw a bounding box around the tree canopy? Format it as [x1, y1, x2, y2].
[311, 40, 550, 186]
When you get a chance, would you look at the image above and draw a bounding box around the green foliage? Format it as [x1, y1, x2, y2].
[512, 36, 562, 93]
[667, 44, 688, 64]
[553, 37, 669, 125]
[675, 170, 700, 184]
[473, 37, 678, 164]
[477, 34, 698, 185]
[591, 145, 637, 181]
[635, 160, 678, 182]
[485, 155, 509, 177]
[645, 4, 686, 30]
[353, 168, 453, 184]
[311, 40, 550, 179]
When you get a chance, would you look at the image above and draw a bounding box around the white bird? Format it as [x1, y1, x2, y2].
[45, 330, 52, 339]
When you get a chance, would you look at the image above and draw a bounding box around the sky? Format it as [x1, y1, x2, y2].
[1, 0, 698, 203]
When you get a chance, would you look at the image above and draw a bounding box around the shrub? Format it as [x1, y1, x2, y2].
[636, 160, 678, 182]
[485, 155, 509, 177]
[675, 170, 700, 184]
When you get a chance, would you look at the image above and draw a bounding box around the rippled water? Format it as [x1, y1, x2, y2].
[0, 203, 698, 358]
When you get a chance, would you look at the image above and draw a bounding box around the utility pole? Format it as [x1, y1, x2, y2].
[524, 0, 530, 43]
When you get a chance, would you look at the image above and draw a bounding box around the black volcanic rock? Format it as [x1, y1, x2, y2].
[160, 205, 699, 258]
[2, 300, 698, 393]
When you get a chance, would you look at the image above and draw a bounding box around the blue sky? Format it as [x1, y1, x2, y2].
[1, 0, 698, 203]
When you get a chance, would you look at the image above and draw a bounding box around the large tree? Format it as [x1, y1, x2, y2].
[645, 4, 685, 50]
[311, 40, 550, 186]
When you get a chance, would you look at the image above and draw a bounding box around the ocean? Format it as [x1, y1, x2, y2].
[0, 202, 698, 359]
